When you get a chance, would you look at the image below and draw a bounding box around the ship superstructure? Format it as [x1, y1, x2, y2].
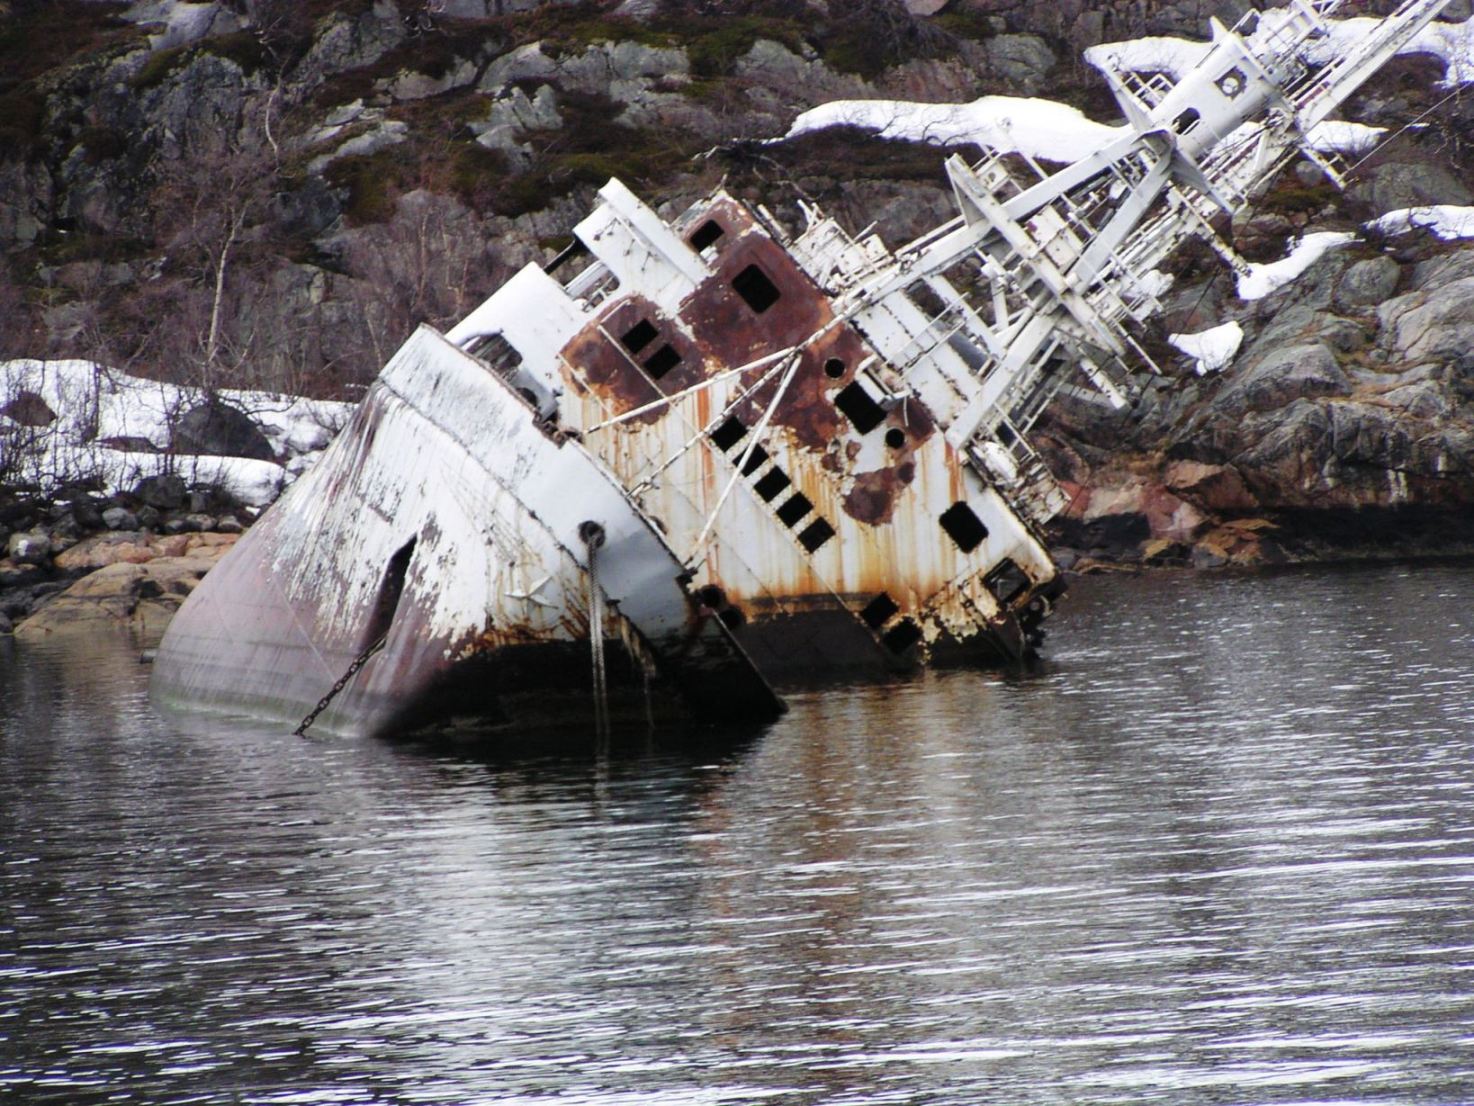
[153, 0, 1454, 736]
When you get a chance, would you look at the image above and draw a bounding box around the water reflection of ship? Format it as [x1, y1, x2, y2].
[152, 0, 1455, 736]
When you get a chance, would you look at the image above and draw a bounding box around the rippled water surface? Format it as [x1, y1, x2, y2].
[4, 562, 1474, 1105]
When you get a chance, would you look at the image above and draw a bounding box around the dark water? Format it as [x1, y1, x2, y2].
[4, 563, 1474, 1105]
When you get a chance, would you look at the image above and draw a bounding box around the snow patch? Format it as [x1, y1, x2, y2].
[1, 359, 353, 505]
[1236, 232, 1357, 301]
[1086, 14, 1474, 89]
[784, 96, 1124, 163]
[1169, 321, 1244, 375]
[1369, 205, 1474, 240]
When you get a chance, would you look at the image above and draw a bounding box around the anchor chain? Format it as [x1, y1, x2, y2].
[294, 633, 389, 737]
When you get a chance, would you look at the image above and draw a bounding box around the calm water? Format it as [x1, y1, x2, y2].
[3, 563, 1474, 1105]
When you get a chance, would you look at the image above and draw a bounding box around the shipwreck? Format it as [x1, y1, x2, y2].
[153, 0, 1455, 736]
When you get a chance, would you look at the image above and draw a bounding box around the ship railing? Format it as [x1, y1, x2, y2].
[965, 410, 1068, 526]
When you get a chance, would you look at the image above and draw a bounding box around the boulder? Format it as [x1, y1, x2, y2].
[0, 390, 56, 426]
[1335, 256, 1400, 310]
[1163, 460, 1259, 513]
[1349, 160, 1474, 213]
[135, 473, 187, 510]
[102, 506, 139, 530]
[171, 400, 275, 461]
[1383, 275, 1474, 363]
[52, 530, 238, 572]
[6, 531, 51, 565]
[13, 556, 216, 642]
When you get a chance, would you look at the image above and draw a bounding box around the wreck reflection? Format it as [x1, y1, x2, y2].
[4, 561, 1474, 1104]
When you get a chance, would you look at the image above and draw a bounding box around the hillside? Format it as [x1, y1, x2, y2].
[5, 0, 1474, 572]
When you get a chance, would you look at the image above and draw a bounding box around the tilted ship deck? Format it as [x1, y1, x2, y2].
[153, 0, 1455, 736]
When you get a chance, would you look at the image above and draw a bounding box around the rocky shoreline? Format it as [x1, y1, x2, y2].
[0, 474, 246, 641]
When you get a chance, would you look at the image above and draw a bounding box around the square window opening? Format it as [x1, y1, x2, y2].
[740, 444, 769, 475]
[985, 558, 1031, 607]
[753, 468, 791, 502]
[732, 264, 781, 313]
[798, 518, 835, 552]
[775, 493, 813, 528]
[939, 501, 989, 553]
[710, 415, 747, 452]
[859, 593, 899, 630]
[689, 219, 724, 252]
[882, 619, 923, 654]
[643, 343, 681, 380]
[621, 319, 658, 354]
[834, 381, 886, 435]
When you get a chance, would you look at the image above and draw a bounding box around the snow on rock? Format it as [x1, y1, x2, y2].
[784, 96, 1124, 163]
[1306, 120, 1386, 158]
[0, 359, 353, 505]
[1369, 205, 1474, 240]
[1169, 321, 1244, 375]
[1087, 14, 1474, 89]
[1236, 232, 1357, 301]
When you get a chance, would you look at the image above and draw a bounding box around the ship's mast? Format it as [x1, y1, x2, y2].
[783, 0, 1454, 525]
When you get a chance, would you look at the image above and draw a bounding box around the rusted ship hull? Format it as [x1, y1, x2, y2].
[155, 0, 1453, 737]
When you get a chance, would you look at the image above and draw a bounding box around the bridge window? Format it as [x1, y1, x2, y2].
[834, 380, 886, 434]
[689, 219, 724, 252]
[643, 343, 681, 380]
[621, 319, 658, 354]
[733, 264, 781, 313]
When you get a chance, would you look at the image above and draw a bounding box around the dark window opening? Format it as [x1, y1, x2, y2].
[885, 427, 907, 450]
[775, 493, 813, 528]
[740, 444, 769, 475]
[753, 468, 791, 502]
[468, 332, 522, 377]
[834, 380, 886, 434]
[860, 592, 899, 630]
[1173, 108, 1201, 135]
[689, 219, 724, 252]
[882, 619, 923, 654]
[621, 319, 658, 354]
[643, 343, 681, 380]
[1216, 67, 1246, 98]
[985, 558, 1031, 606]
[543, 235, 588, 275]
[939, 501, 989, 553]
[824, 357, 846, 379]
[732, 264, 781, 313]
[798, 517, 835, 552]
[363, 537, 416, 649]
[718, 606, 747, 630]
[710, 416, 747, 452]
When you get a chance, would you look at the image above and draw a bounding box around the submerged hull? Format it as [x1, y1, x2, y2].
[153, 326, 782, 736]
